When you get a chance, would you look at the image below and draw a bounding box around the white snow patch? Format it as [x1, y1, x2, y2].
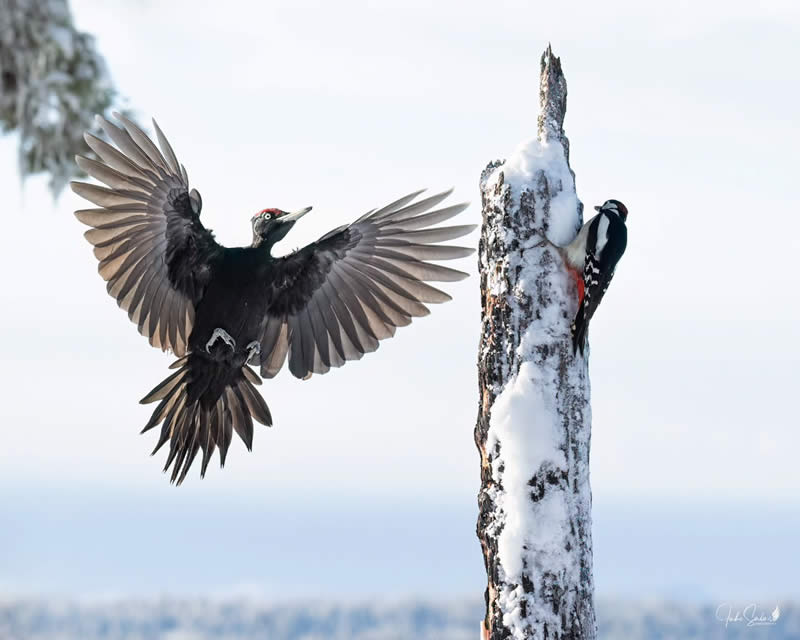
[486, 137, 580, 247]
[488, 360, 567, 580]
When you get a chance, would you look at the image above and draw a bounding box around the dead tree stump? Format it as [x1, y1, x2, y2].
[475, 45, 596, 640]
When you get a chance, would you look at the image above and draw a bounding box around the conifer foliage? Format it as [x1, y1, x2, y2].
[0, 0, 119, 195]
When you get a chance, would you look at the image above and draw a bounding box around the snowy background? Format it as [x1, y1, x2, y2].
[1, 599, 798, 639]
[2, 0, 799, 637]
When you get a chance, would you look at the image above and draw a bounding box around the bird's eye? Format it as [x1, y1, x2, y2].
[263, 213, 272, 220]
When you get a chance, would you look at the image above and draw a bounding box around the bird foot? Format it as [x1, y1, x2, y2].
[246, 340, 261, 363]
[206, 328, 236, 353]
[533, 236, 559, 250]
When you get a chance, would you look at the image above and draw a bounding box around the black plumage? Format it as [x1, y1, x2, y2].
[73, 113, 475, 484]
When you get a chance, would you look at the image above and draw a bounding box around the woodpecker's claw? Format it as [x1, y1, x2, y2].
[206, 328, 236, 353]
[533, 237, 559, 249]
[246, 340, 261, 363]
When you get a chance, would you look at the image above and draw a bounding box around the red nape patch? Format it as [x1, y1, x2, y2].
[258, 208, 282, 217]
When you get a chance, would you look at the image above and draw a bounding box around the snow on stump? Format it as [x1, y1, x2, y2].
[475, 46, 595, 640]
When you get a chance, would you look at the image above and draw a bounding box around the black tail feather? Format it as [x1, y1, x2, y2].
[219, 405, 233, 466]
[139, 368, 186, 404]
[571, 309, 588, 355]
[140, 356, 271, 484]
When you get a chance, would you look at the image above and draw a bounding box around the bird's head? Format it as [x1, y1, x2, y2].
[251, 206, 312, 248]
[594, 199, 628, 222]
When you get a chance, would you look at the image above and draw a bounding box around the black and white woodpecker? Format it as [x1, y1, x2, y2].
[560, 199, 628, 354]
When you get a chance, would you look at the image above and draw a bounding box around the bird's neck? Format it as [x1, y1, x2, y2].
[251, 234, 278, 256]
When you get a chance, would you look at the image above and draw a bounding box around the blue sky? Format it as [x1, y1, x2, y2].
[1, 0, 798, 601]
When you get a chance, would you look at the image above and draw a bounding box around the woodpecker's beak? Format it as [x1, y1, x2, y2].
[594, 205, 601, 211]
[279, 206, 312, 222]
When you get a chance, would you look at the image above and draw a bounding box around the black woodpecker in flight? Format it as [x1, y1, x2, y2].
[72, 113, 475, 484]
[560, 199, 628, 354]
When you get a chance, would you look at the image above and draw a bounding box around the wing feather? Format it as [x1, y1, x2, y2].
[72, 113, 220, 356]
[257, 190, 474, 379]
[83, 132, 150, 179]
[306, 295, 331, 371]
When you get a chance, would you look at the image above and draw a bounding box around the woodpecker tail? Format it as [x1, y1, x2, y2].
[140, 354, 272, 484]
[566, 263, 588, 355]
[571, 306, 588, 355]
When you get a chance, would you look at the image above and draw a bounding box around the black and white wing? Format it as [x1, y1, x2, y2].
[254, 189, 475, 380]
[571, 211, 627, 353]
[72, 113, 221, 357]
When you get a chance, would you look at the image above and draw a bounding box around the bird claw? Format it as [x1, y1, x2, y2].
[246, 340, 261, 363]
[533, 237, 559, 250]
[206, 328, 236, 353]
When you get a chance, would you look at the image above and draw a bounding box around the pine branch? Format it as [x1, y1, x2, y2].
[0, 0, 121, 196]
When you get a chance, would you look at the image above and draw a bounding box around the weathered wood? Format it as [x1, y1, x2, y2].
[475, 45, 596, 640]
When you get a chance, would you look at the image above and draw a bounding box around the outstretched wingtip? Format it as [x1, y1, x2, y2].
[459, 223, 479, 237]
[447, 268, 471, 282]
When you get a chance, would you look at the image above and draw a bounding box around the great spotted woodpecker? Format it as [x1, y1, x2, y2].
[561, 199, 628, 354]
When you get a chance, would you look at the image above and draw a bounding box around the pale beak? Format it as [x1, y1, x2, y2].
[280, 206, 312, 222]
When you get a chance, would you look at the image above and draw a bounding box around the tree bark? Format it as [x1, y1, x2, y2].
[475, 45, 595, 640]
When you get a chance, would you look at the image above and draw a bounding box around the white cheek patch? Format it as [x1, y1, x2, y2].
[595, 214, 610, 257]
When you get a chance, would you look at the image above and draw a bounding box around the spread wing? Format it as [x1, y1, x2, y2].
[254, 189, 475, 380]
[72, 113, 221, 357]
